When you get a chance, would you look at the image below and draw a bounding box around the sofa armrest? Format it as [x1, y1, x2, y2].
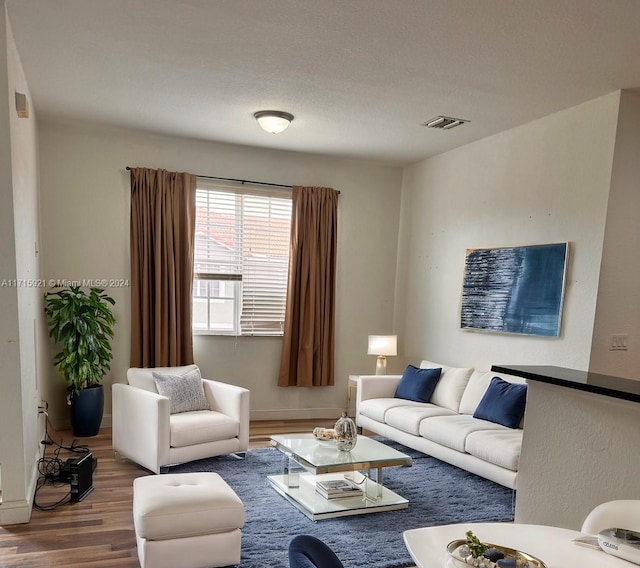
[112, 383, 170, 474]
[355, 375, 402, 426]
[202, 379, 250, 451]
[356, 375, 402, 402]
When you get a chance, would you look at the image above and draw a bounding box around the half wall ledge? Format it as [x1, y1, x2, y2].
[491, 364, 640, 403]
[494, 364, 640, 531]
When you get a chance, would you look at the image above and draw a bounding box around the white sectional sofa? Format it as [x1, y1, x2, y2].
[355, 360, 527, 489]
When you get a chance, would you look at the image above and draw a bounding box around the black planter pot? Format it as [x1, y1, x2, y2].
[69, 384, 104, 437]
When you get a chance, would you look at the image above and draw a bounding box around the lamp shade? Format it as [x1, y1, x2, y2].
[367, 335, 397, 356]
[254, 110, 294, 134]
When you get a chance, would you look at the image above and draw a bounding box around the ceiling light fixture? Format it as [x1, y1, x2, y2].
[254, 110, 294, 134]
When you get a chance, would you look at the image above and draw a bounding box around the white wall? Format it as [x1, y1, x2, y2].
[0, 1, 22, 520]
[589, 90, 640, 379]
[395, 93, 620, 371]
[38, 120, 403, 427]
[0, 2, 43, 525]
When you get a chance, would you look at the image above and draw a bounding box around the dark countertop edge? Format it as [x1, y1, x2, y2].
[491, 365, 640, 404]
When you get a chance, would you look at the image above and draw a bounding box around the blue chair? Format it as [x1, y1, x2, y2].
[289, 535, 345, 568]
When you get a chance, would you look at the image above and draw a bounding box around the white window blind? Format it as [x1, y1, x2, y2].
[193, 179, 292, 336]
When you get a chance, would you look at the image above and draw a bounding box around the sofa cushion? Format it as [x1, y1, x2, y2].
[394, 365, 442, 403]
[419, 361, 474, 412]
[169, 411, 239, 448]
[459, 370, 527, 416]
[473, 377, 527, 429]
[153, 368, 211, 414]
[128, 364, 201, 393]
[385, 405, 456, 436]
[465, 429, 523, 472]
[359, 398, 424, 424]
[418, 414, 507, 452]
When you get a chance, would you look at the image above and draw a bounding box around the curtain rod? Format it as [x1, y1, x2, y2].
[125, 167, 340, 194]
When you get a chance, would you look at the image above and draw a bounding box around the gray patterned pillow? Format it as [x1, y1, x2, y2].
[152, 368, 211, 414]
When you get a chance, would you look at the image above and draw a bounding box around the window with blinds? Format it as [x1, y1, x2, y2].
[193, 179, 292, 336]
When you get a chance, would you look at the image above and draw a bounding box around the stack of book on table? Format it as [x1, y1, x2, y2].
[316, 478, 363, 500]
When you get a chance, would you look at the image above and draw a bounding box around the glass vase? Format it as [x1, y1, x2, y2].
[334, 412, 357, 451]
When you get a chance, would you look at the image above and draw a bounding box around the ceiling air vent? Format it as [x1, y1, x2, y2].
[422, 116, 470, 130]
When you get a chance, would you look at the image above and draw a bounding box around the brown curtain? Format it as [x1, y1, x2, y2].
[129, 168, 196, 368]
[278, 186, 339, 387]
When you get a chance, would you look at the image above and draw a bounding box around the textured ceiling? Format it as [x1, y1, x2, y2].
[6, 0, 640, 166]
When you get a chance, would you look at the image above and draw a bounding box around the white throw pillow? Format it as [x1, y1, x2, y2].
[459, 370, 527, 416]
[127, 364, 200, 393]
[152, 368, 211, 414]
[419, 361, 473, 412]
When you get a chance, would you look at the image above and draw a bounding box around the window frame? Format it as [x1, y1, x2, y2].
[192, 179, 292, 337]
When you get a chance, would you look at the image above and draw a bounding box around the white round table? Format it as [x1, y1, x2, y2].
[403, 522, 633, 568]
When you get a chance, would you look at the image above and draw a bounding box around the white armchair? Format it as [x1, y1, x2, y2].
[112, 365, 250, 474]
[581, 500, 640, 534]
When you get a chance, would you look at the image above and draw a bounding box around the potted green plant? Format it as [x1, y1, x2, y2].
[44, 286, 116, 437]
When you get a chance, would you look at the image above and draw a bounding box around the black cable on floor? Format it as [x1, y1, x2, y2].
[33, 415, 91, 511]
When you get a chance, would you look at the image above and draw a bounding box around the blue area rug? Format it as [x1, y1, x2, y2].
[169, 438, 515, 568]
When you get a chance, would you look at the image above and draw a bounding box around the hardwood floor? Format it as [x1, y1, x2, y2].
[0, 419, 335, 568]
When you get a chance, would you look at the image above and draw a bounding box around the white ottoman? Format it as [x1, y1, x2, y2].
[133, 472, 245, 568]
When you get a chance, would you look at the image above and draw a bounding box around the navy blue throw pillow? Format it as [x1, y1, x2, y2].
[473, 376, 527, 429]
[394, 365, 442, 403]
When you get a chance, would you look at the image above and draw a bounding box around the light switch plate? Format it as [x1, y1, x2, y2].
[610, 334, 629, 351]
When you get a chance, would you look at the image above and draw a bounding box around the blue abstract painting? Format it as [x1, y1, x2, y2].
[461, 242, 568, 336]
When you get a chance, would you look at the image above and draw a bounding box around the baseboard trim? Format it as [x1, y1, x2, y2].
[51, 413, 112, 432]
[0, 446, 45, 525]
[57, 410, 339, 428]
[60, 410, 344, 427]
[0, 497, 31, 525]
[250, 408, 344, 421]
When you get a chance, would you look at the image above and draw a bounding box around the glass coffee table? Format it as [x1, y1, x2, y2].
[268, 433, 411, 520]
